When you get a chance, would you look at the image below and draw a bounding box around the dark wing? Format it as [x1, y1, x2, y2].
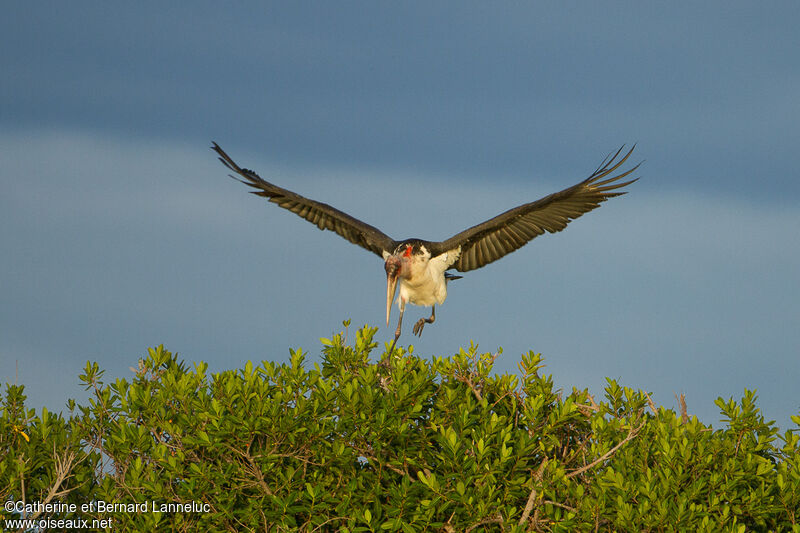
[213, 143, 397, 258]
[430, 146, 640, 272]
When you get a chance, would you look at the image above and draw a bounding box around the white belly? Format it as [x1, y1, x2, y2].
[398, 273, 448, 307]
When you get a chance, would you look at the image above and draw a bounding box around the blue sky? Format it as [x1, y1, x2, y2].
[2, 3, 798, 427]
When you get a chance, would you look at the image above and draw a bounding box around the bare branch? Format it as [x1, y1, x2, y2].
[519, 459, 548, 527]
[644, 391, 658, 415]
[566, 420, 645, 479]
[456, 374, 483, 402]
[675, 392, 688, 424]
[466, 514, 504, 532]
[542, 499, 578, 513]
[29, 447, 82, 521]
[309, 516, 348, 532]
[225, 441, 274, 495]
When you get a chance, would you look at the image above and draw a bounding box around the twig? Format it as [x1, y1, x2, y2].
[18, 453, 27, 511]
[519, 459, 548, 526]
[644, 391, 658, 415]
[566, 420, 645, 479]
[29, 447, 80, 521]
[309, 516, 348, 532]
[675, 392, 688, 424]
[576, 402, 600, 417]
[466, 514, 504, 532]
[587, 393, 600, 411]
[244, 444, 273, 496]
[457, 374, 482, 402]
[542, 500, 578, 513]
[351, 443, 408, 477]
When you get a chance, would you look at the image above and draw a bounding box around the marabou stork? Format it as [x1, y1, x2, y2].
[213, 143, 640, 353]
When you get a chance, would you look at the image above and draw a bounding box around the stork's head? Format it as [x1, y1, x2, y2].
[384, 244, 413, 325]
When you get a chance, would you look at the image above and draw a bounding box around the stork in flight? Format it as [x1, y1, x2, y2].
[213, 143, 640, 353]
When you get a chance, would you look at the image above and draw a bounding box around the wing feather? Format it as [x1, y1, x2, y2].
[430, 146, 640, 272]
[213, 143, 397, 258]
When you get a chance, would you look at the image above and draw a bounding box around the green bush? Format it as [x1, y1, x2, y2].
[2, 323, 799, 532]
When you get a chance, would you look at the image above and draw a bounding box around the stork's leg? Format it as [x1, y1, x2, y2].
[387, 304, 405, 355]
[412, 305, 435, 337]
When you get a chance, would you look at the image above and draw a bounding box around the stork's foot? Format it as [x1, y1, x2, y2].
[412, 307, 436, 337]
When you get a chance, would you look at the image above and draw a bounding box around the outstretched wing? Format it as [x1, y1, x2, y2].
[213, 142, 398, 258]
[430, 146, 640, 272]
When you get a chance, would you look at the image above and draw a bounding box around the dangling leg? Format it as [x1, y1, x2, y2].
[387, 303, 405, 355]
[413, 305, 435, 337]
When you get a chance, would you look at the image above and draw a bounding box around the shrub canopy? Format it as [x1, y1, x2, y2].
[2, 323, 799, 531]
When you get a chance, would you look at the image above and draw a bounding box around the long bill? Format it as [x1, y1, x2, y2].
[386, 273, 399, 326]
